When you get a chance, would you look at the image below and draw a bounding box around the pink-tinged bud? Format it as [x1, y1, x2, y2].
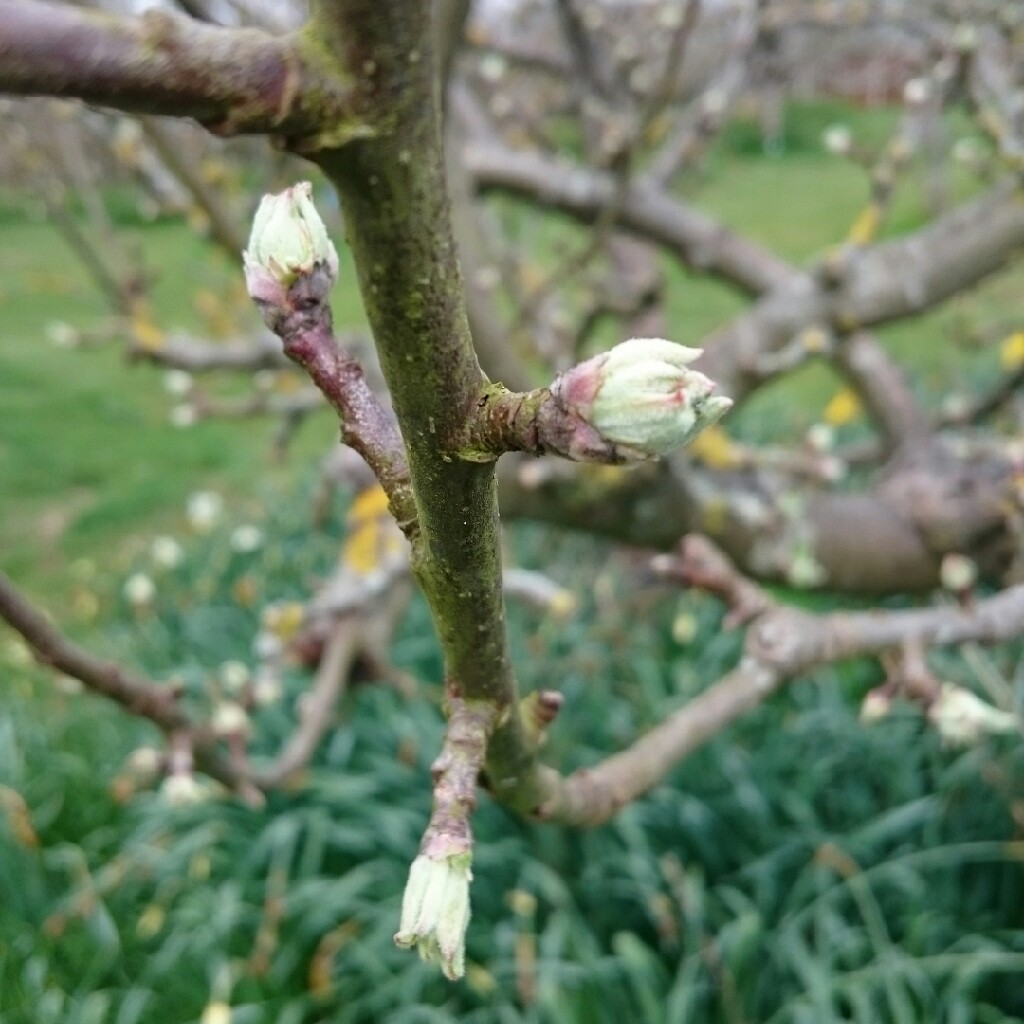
[243, 182, 338, 307]
[553, 338, 732, 460]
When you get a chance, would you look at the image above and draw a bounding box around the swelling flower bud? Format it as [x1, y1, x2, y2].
[823, 124, 852, 155]
[554, 338, 731, 460]
[394, 849, 472, 980]
[243, 182, 338, 306]
[940, 553, 977, 594]
[928, 683, 1018, 747]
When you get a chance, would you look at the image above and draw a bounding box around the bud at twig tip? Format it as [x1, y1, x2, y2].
[395, 848, 472, 980]
[554, 338, 732, 460]
[243, 181, 338, 306]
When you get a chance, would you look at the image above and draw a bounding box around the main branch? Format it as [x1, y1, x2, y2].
[310, 0, 545, 812]
[0, 0, 364, 139]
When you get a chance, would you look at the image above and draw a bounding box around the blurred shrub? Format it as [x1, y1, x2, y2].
[1, 486, 1024, 1024]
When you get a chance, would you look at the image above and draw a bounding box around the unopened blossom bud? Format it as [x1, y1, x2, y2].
[859, 688, 893, 723]
[394, 848, 472, 980]
[252, 671, 283, 707]
[940, 553, 977, 594]
[927, 683, 1018, 747]
[123, 572, 156, 608]
[127, 746, 163, 779]
[212, 701, 250, 738]
[806, 423, 835, 453]
[170, 404, 197, 429]
[243, 182, 338, 306]
[163, 369, 194, 397]
[219, 660, 250, 695]
[554, 338, 731, 460]
[152, 535, 184, 570]
[46, 320, 80, 348]
[952, 23, 978, 52]
[161, 772, 205, 806]
[229, 525, 264, 553]
[823, 124, 852, 155]
[186, 490, 223, 533]
[903, 78, 931, 106]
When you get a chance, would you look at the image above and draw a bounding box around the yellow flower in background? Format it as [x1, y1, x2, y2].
[342, 484, 404, 575]
[847, 203, 882, 246]
[999, 331, 1024, 371]
[194, 288, 236, 338]
[130, 306, 165, 351]
[822, 388, 862, 427]
[687, 424, 742, 469]
[136, 904, 166, 939]
[261, 600, 305, 640]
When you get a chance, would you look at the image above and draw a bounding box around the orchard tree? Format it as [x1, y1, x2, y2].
[2, 0, 1024, 982]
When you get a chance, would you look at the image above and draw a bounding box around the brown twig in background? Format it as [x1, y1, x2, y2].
[0, 571, 253, 798]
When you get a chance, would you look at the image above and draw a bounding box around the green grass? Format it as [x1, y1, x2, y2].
[1, 508, 1023, 1023]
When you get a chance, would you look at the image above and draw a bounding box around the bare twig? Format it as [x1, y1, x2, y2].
[251, 619, 359, 789]
[538, 538, 1024, 825]
[0, 571, 251, 796]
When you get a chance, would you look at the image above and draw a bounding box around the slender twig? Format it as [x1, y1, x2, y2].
[0, 571, 250, 795]
[538, 540, 1024, 825]
[251, 619, 359, 789]
[255, 270, 416, 531]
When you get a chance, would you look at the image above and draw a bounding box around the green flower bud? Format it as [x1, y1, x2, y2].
[554, 337, 732, 460]
[243, 182, 338, 303]
[394, 850, 472, 980]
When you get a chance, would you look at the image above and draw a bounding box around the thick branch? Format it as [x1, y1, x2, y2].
[745, 585, 1024, 677]
[312, 0, 546, 813]
[0, 1, 362, 139]
[700, 179, 1024, 405]
[499, 439, 1014, 594]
